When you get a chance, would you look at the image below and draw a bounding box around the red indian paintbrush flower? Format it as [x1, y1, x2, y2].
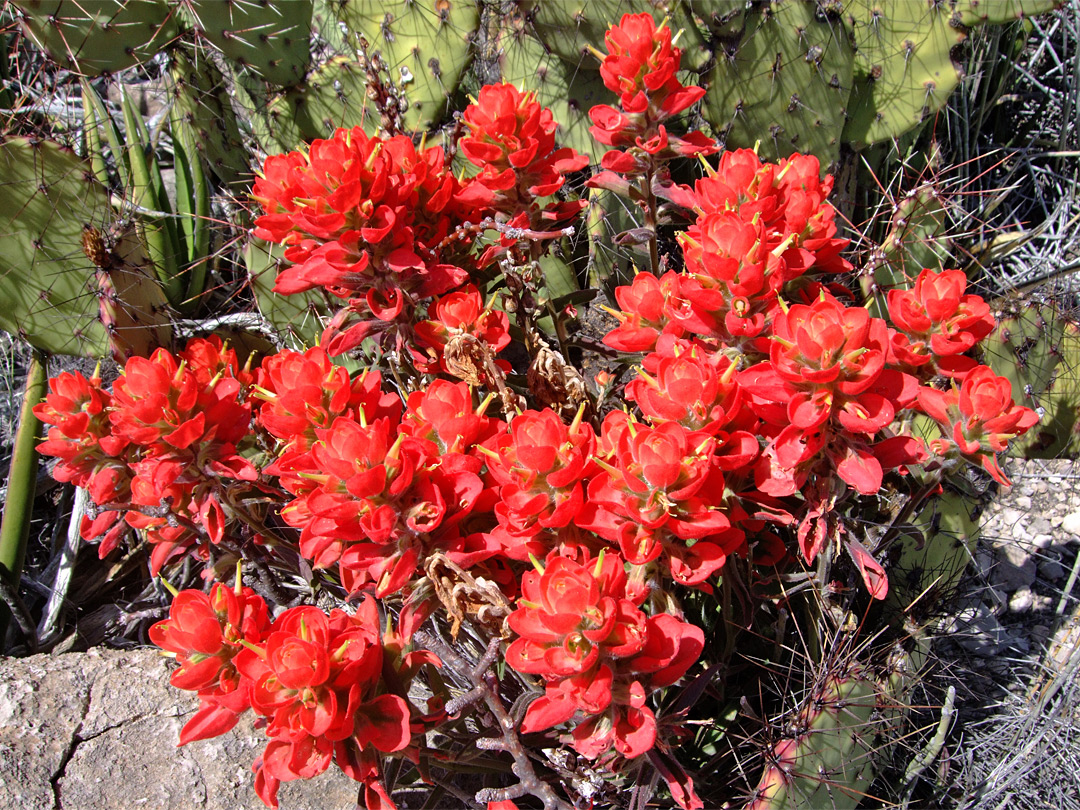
[918, 364, 1040, 484]
[150, 582, 272, 745]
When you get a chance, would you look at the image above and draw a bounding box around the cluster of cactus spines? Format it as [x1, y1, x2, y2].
[747, 668, 884, 810]
[181, 0, 313, 87]
[0, 138, 110, 356]
[703, 0, 855, 168]
[12, 0, 181, 76]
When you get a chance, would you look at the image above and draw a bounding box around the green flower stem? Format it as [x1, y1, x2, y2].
[0, 348, 47, 646]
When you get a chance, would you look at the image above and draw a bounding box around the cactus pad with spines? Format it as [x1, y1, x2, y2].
[842, 0, 969, 149]
[747, 670, 880, 810]
[982, 295, 1064, 414]
[169, 48, 251, 187]
[0, 139, 109, 356]
[334, 0, 481, 133]
[955, 0, 1062, 26]
[703, 0, 855, 167]
[12, 0, 180, 76]
[184, 0, 313, 87]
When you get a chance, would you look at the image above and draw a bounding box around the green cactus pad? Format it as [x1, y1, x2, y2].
[955, 0, 1061, 26]
[983, 296, 1064, 411]
[842, 1, 969, 148]
[170, 48, 253, 187]
[13, 0, 180, 76]
[270, 57, 373, 144]
[334, 0, 481, 133]
[885, 491, 979, 617]
[748, 673, 878, 810]
[184, 0, 313, 87]
[1016, 319, 1080, 458]
[245, 237, 327, 349]
[702, 0, 855, 168]
[0, 139, 109, 356]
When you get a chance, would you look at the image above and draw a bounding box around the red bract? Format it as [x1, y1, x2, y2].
[34, 338, 259, 573]
[628, 344, 742, 433]
[234, 598, 413, 809]
[150, 583, 271, 744]
[399, 379, 500, 455]
[689, 150, 850, 276]
[507, 551, 647, 679]
[256, 347, 401, 454]
[253, 127, 473, 354]
[918, 364, 1040, 484]
[460, 82, 589, 200]
[887, 268, 994, 373]
[276, 415, 484, 596]
[507, 549, 703, 761]
[483, 407, 595, 556]
[579, 413, 739, 586]
[586, 13, 715, 179]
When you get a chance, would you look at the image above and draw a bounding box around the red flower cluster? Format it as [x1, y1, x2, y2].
[149, 581, 271, 744]
[33, 23, 1046, 810]
[589, 13, 716, 171]
[254, 128, 478, 354]
[35, 337, 256, 574]
[253, 91, 589, 359]
[919, 364, 1040, 484]
[887, 268, 995, 376]
[506, 549, 703, 760]
[599, 157, 1037, 597]
[153, 590, 434, 809]
[458, 82, 589, 227]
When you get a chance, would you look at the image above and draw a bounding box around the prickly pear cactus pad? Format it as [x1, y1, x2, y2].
[334, 0, 482, 132]
[703, 0, 855, 166]
[841, 0, 969, 148]
[183, 0, 313, 87]
[0, 139, 109, 356]
[12, 0, 180, 76]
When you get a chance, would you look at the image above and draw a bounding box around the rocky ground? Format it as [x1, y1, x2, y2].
[930, 457, 1080, 810]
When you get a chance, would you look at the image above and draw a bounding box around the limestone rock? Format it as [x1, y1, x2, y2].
[0, 649, 360, 810]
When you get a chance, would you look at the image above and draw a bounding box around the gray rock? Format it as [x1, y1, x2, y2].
[1031, 534, 1054, 550]
[994, 542, 1038, 590]
[1009, 587, 1035, 613]
[1039, 553, 1066, 582]
[1064, 511, 1080, 536]
[0, 649, 360, 810]
[952, 603, 1012, 655]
